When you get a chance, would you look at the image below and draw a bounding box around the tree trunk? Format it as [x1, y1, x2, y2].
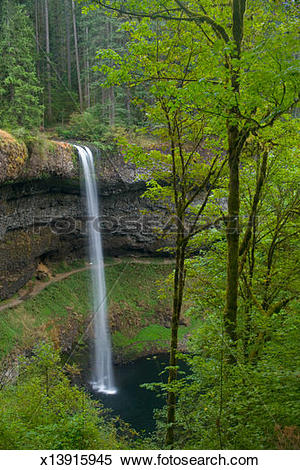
[224, 0, 247, 353]
[44, 0, 52, 122]
[71, 0, 83, 112]
[165, 222, 186, 447]
[102, 88, 107, 119]
[106, 18, 115, 126]
[224, 127, 240, 348]
[109, 86, 115, 127]
[64, 0, 72, 88]
[35, 0, 40, 79]
[54, 0, 64, 81]
[126, 87, 131, 125]
[85, 25, 91, 108]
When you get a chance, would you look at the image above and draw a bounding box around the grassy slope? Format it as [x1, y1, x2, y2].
[0, 259, 195, 363]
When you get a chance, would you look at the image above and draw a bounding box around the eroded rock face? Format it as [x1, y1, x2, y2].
[0, 131, 77, 182]
[0, 130, 28, 182]
[0, 139, 169, 300]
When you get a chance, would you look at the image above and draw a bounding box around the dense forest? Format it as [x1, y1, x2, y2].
[0, 0, 145, 137]
[0, 0, 299, 452]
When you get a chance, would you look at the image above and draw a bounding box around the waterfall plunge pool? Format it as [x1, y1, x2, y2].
[76, 352, 189, 434]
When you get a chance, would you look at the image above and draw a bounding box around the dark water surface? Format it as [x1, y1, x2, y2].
[77, 352, 188, 433]
[89, 354, 169, 433]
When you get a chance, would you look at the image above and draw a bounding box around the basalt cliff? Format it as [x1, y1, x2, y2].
[0, 131, 167, 300]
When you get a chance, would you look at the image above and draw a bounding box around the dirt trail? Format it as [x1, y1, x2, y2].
[0, 257, 173, 313]
[0, 265, 90, 313]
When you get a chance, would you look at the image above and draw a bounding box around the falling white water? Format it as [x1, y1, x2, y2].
[76, 145, 116, 395]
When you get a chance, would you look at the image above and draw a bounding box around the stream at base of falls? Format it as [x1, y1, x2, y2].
[74, 351, 189, 434]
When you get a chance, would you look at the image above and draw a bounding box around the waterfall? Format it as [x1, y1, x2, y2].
[76, 145, 116, 395]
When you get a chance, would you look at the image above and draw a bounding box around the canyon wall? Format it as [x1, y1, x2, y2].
[0, 132, 168, 300]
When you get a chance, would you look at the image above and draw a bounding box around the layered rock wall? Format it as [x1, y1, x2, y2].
[0, 132, 168, 300]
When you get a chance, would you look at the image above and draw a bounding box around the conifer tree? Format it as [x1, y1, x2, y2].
[0, 0, 43, 129]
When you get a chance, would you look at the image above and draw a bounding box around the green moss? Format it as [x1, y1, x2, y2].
[49, 258, 87, 275]
[0, 128, 77, 183]
[71, 146, 79, 167]
[0, 129, 28, 181]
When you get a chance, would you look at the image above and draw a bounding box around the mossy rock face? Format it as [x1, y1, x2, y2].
[0, 129, 78, 183]
[24, 140, 78, 180]
[0, 130, 28, 182]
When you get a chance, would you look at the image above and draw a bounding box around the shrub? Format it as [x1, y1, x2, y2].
[0, 342, 126, 449]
